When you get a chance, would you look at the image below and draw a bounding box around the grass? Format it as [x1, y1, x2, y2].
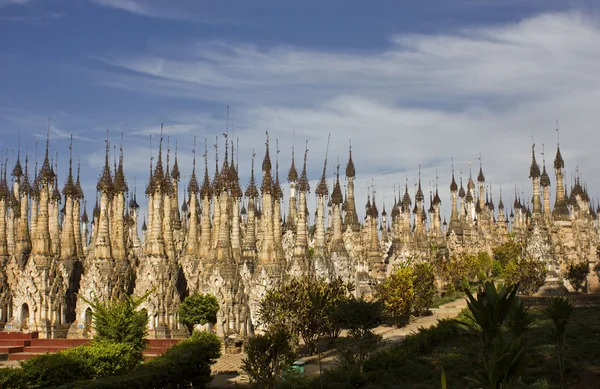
[319, 306, 600, 389]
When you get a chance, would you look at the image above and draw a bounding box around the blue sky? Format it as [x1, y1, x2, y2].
[2, 0, 600, 221]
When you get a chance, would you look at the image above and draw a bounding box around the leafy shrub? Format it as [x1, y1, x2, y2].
[64, 341, 142, 379]
[57, 331, 221, 389]
[476, 252, 493, 277]
[178, 293, 219, 333]
[412, 262, 436, 315]
[241, 326, 297, 389]
[81, 293, 149, 352]
[0, 367, 26, 389]
[334, 299, 384, 375]
[504, 256, 547, 295]
[377, 266, 414, 326]
[493, 240, 523, 268]
[491, 260, 503, 277]
[18, 352, 89, 389]
[258, 277, 352, 352]
[566, 261, 588, 292]
[277, 368, 312, 389]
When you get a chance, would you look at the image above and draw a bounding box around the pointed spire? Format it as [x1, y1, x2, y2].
[171, 138, 180, 181]
[540, 144, 551, 187]
[260, 131, 273, 194]
[297, 141, 310, 193]
[97, 129, 114, 195]
[450, 158, 458, 192]
[129, 177, 139, 209]
[477, 154, 485, 183]
[458, 173, 465, 198]
[245, 150, 259, 198]
[331, 163, 343, 205]
[200, 138, 212, 198]
[152, 124, 166, 191]
[529, 142, 540, 178]
[63, 134, 77, 197]
[316, 133, 330, 197]
[114, 132, 127, 193]
[39, 118, 54, 184]
[273, 139, 283, 200]
[20, 142, 31, 195]
[345, 139, 355, 178]
[81, 200, 89, 223]
[12, 130, 23, 179]
[415, 166, 424, 202]
[188, 136, 200, 195]
[288, 130, 298, 182]
[498, 185, 504, 210]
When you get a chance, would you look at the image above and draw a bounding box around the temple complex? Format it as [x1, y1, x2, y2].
[0, 128, 597, 339]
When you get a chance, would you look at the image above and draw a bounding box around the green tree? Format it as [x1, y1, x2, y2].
[566, 261, 589, 292]
[412, 262, 436, 315]
[80, 292, 149, 352]
[377, 266, 415, 326]
[178, 293, 219, 333]
[504, 256, 547, 295]
[333, 299, 384, 375]
[492, 239, 523, 268]
[543, 296, 574, 382]
[241, 326, 297, 389]
[258, 277, 353, 351]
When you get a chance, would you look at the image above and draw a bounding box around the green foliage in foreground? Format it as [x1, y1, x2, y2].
[315, 304, 600, 389]
[56, 331, 221, 389]
[0, 341, 142, 389]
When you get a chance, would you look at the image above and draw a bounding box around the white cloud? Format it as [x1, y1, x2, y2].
[77, 11, 600, 218]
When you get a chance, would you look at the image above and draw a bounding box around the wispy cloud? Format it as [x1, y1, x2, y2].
[90, 11, 600, 216]
[89, 0, 241, 23]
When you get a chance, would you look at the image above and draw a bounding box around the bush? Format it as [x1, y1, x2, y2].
[412, 262, 436, 315]
[376, 266, 414, 326]
[241, 326, 297, 389]
[57, 331, 221, 389]
[0, 367, 26, 389]
[493, 240, 523, 268]
[491, 260, 503, 277]
[476, 252, 493, 277]
[18, 352, 90, 389]
[178, 293, 219, 333]
[64, 341, 142, 379]
[258, 277, 352, 352]
[277, 369, 312, 389]
[81, 293, 149, 352]
[333, 299, 384, 375]
[504, 256, 547, 295]
[566, 261, 588, 292]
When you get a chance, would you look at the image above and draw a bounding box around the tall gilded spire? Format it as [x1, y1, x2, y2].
[200, 139, 212, 198]
[113, 132, 128, 193]
[188, 136, 200, 194]
[97, 129, 114, 195]
[62, 135, 76, 197]
[315, 133, 330, 197]
[245, 150, 259, 198]
[12, 130, 23, 180]
[288, 130, 298, 182]
[297, 141, 310, 193]
[260, 131, 273, 194]
[39, 119, 54, 184]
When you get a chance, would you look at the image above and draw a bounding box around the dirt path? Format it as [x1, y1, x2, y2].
[209, 297, 468, 388]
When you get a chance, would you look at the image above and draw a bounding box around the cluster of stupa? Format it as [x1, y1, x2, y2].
[0, 127, 597, 339]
